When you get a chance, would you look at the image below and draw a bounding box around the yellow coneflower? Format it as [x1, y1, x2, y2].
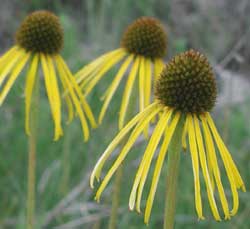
[75, 17, 166, 129]
[90, 50, 246, 224]
[0, 10, 96, 141]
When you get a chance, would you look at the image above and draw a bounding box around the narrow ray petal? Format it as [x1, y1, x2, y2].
[84, 50, 127, 96]
[206, 114, 240, 215]
[201, 115, 230, 219]
[136, 109, 172, 212]
[76, 48, 125, 83]
[139, 56, 145, 113]
[0, 51, 30, 105]
[182, 117, 188, 151]
[194, 116, 221, 220]
[48, 56, 63, 140]
[55, 56, 90, 141]
[95, 105, 161, 201]
[187, 114, 204, 219]
[99, 54, 134, 124]
[0, 46, 19, 70]
[206, 114, 245, 192]
[0, 48, 25, 87]
[56, 55, 97, 128]
[145, 111, 180, 224]
[41, 53, 58, 139]
[119, 56, 140, 129]
[129, 108, 171, 210]
[154, 58, 165, 81]
[25, 54, 39, 135]
[90, 102, 159, 188]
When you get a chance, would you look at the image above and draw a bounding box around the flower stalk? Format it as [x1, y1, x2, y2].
[164, 115, 185, 229]
[26, 71, 39, 229]
[108, 164, 123, 229]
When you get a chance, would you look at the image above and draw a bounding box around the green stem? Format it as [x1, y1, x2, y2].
[163, 115, 185, 229]
[27, 75, 39, 229]
[108, 164, 123, 229]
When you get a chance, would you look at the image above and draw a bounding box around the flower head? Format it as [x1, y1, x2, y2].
[0, 10, 96, 141]
[75, 17, 167, 130]
[90, 50, 245, 224]
[121, 17, 167, 58]
[16, 10, 63, 54]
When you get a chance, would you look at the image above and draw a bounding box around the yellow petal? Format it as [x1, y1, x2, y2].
[96, 104, 161, 202]
[119, 56, 140, 129]
[144, 111, 180, 224]
[0, 51, 30, 105]
[98, 54, 133, 124]
[47, 56, 63, 140]
[129, 107, 169, 210]
[0, 48, 25, 88]
[139, 56, 145, 113]
[201, 115, 230, 219]
[136, 108, 173, 213]
[25, 54, 39, 135]
[194, 116, 221, 221]
[206, 113, 240, 215]
[84, 49, 127, 96]
[90, 102, 159, 189]
[154, 58, 165, 81]
[187, 114, 204, 220]
[76, 48, 125, 84]
[54, 55, 90, 141]
[207, 113, 246, 192]
[0, 46, 19, 70]
[182, 117, 188, 151]
[60, 56, 97, 128]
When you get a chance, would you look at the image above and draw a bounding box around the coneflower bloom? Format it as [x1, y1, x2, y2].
[0, 11, 96, 141]
[90, 50, 246, 224]
[75, 17, 166, 129]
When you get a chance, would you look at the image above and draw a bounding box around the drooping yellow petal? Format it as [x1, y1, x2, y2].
[25, 54, 39, 135]
[54, 56, 90, 141]
[129, 107, 171, 210]
[98, 54, 133, 124]
[0, 46, 19, 70]
[95, 105, 161, 202]
[206, 113, 241, 216]
[194, 116, 221, 221]
[47, 56, 63, 140]
[144, 58, 152, 107]
[135, 108, 173, 213]
[182, 117, 188, 151]
[0, 51, 30, 105]
[206, 114, 246, 192]
[144, 111, 180, 224]
[201, 115, 230, 219]
[139, 56, 145, 113]
[187, 114, 204, 220]
[41, 53, 59, 140]
[76, 48, 125, 84]
[90, 102, 159, 188]
[0, 48, 25, 88]
[143, 58, 152, 136]
[84, 49, 127, 96]
[56, 55, 97, 128]
[59, 65, 74, 123]
[119, 56, 140, 129]
[154, 58, 165, 81]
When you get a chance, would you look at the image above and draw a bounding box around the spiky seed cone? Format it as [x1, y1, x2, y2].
[16, 10, 63, 54]
[155, 50, 217, 114]
[121, 17, 167, 58]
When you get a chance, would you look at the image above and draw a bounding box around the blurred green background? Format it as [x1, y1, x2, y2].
[0, 0, 250, 228]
